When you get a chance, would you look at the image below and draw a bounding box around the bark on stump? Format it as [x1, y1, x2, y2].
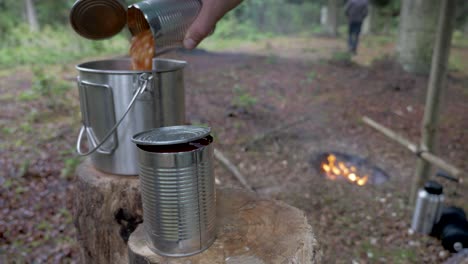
[128, 188, 322, 264]
[74, 159, 143, 264]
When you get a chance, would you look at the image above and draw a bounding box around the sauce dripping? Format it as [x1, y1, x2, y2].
[130, 29, 155, 71]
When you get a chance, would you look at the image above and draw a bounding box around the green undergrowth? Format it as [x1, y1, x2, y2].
[0, 24, 128, 69]
[199, 0, 322, 51]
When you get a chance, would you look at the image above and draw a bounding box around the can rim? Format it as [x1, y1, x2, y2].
[132, 126, 211, 146]
[69, 0, 127, 40]
[76, 58, 187, 74]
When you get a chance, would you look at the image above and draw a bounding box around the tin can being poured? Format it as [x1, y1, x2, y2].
[127, 0, 202, 55]
[70, 0, 127, 40]
[70, 0, 202, 54]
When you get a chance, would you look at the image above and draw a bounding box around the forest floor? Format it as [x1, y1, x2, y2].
[1, 34, 468, 263]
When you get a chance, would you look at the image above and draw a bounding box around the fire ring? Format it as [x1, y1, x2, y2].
[314, 152, 390, 186]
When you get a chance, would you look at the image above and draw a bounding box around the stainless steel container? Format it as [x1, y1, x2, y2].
[132, 126, 216, 257]
[76, 58, 186, 175]
[70, 0, 128, 39]
[411, 181, 445, 234]
[127, 0, 202, 54]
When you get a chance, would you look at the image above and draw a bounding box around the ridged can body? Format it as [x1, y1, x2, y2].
[136, 138, 216, 256]
[411, 189, 444, 234]
[128, 0, 202, 53]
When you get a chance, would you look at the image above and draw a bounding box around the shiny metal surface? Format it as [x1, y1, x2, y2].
[411, 189, 445, 234]
[132, 126, 211, 145]
[76, 74, 152, 156]
[128, 0, 202, 53]
[70, 0, 127, 39]
[76, 58, 186, 175]
[135, 135, 216, 256]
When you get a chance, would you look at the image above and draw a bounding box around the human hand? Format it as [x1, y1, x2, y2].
[183, 0, 244, 50]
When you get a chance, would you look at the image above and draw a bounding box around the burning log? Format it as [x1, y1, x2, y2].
[316, 152, 389, 186]
[321, 154, 369, 186]
[362, 116, 466, 187]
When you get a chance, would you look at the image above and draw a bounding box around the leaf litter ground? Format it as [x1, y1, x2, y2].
[1, 36, 467, 263]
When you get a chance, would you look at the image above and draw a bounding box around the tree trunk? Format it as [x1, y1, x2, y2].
[397, 0, 443, 74]
[128, 188, 322, 264]
[24, 0, 39, 31]
[320, 6, 328, 27]
[397, 0, 441, 74]
[73, 159, 143, 264]
[326, 0, 339, 37]
[364, 4, 380, 35]
[362, 6, 371, 35]
[464, 19, 468, 34]
[410, 0, 457, 205]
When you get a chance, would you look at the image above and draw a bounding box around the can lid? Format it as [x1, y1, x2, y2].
[70, 0, 127, 40]
[424, 180, 443, 195]
[132, 126, 211, 146]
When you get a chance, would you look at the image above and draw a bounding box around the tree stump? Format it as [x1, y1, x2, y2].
[128, 188, 322, 264]
[74, 159, 143, 264]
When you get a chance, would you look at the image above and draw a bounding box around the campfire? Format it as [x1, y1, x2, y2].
[321, 154, 368, 186]
[317, 152, 389, 186]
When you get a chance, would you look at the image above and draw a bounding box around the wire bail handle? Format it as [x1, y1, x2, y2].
[76, 73, 154, 156]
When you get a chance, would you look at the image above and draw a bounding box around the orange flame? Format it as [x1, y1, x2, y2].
[321, 154, 369, 186]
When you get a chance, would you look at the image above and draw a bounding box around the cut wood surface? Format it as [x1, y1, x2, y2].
[74, 159, 143, 264]
[128, 188, 322, 264]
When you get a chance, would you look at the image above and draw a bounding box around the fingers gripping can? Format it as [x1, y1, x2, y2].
[128, 0, 202, 54]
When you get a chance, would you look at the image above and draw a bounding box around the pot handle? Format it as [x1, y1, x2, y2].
[76, 73, 153, 156]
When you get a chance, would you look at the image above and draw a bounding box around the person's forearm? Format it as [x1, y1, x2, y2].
[184, 0, 244, 49]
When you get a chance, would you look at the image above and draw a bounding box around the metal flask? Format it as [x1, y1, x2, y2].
[70, 0, 128, 40]
[132, 126, 216, 257]
[76, 58, 186, 175]
[411, 181, 445, 234]
[127, 0, 202, 54]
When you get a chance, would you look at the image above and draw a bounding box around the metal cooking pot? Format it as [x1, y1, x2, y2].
[76, 58, 186, 175]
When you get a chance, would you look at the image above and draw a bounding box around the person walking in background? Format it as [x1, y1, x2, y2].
[345, 0, 368, 54]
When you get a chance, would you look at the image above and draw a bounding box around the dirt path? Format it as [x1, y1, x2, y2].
[201, 35, 395, 66]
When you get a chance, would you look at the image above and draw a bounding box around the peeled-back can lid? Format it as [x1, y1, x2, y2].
[70, 0, 127, 40]
[424, 180, 443, 195]
[132, 126, 211, 146]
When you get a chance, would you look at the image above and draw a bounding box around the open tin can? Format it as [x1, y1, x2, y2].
[70, 0, 202, 54]
[70, 0, 128, 40]
[127, 0, 202, 54]
[132, 125, 216, 257]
